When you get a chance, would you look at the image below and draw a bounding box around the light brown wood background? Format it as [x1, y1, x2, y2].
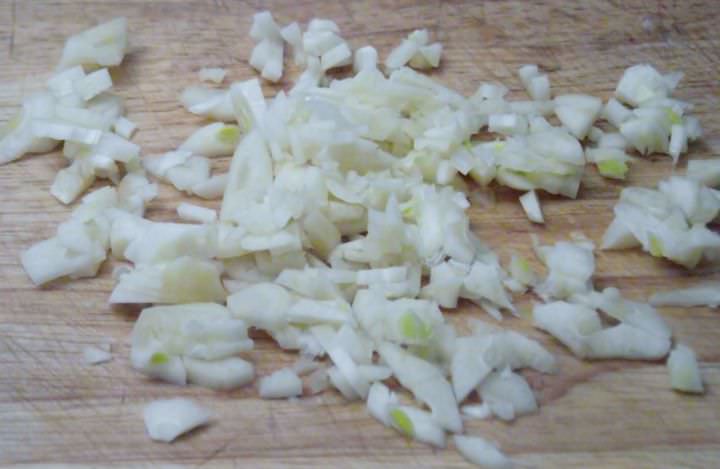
[1, 0, 719, 467]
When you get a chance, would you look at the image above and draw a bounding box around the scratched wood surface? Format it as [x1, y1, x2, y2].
[1, 0, 719, 467]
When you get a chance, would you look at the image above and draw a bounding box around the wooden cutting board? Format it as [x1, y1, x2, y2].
[1, 0, 718, 467]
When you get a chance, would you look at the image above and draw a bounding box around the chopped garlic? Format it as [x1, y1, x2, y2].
[687, 159, 720, 187]
[519, 190, 544, 223]
[198, 67, 226, 84]
[379, 342, 462, 433]
[453, 434, 512, 469]
[143, 398, 211, 443]
[389, 405, 446, 448]
[113, 116, 137, 139]
[177, 202, 217, 224]
[58, 17, 129, 70]
[554, 94, 603, 140]
[258, 368, 303, 399]
[130, 303, 253, 388]
[667, 344, 704, 394]
[650, 283, 720, 308]
[83, 345, 112, 365]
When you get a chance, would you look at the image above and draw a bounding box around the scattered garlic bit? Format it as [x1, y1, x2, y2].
[130, 303, 253, 388]
[179, 122, 241, 157]
[144, 150, 212, 195]
[534, 238, 595, 300]
[143, 398, 211, 443]
[292, 356, 322, 376]
[281, 22, 305, 66]
[2, 63, 138, 205]
[379, 342, 462, 433]
[586, 323, 670, 360]
[177, 202, 217, 224]
[73, 68, 113, 101]
[180, 85, 234, 122]
[453, 434, 513, 469]
[111, 258, 227, 304]
[534, 300, 670, 360]
[533, 238, 673, 361]
[198, 67, 226, 84]
[111, 217, 216, 264]
[554, 94, 603, 140]
[650, 283, 720, 308]
[366, 381, 399, 426]
[533, 301, 602, 358]
[258, 368, 303, 399]
[451, 329, 554, 405]
[489, 113, 528, 136]
[303, 18, 351, 73]
[585, 147, 631, 180]
[491, 127, 586, 198]
[602, 98, 633, 128]
[306, 368, 329, 395]
[479, 368, 537, 421]
[186, 357, 255, 391]
[386, 29, 442, 71]
[519, 190, 544, 223]
[113, 116, 137, 139]
[21, 179, 155, 286]
[52, 131, 141, 204]
[667, 344, 704, 394]
[612, 64, 700, 164]
[354, 46, 378, 73]
[518, 64, 551, 101]
[58, 17, 129, 70]
[602, 177, 720, 268]
[507, 253, 537, 291]
[388, 404, 446, 448]
[192, 173, 228, 200]
[249, 11, 284, 82]
[0, 93, 59, 165]
[321, 42, 352, 72]
[572, 287, 671, 339]
[83, 344, 112, 365]
[687, 159, 720, 188]
[615, 64, 683, 107]
[461, 403, 492, 420]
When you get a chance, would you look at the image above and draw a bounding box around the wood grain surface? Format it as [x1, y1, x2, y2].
[1, 0, 719, 467]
